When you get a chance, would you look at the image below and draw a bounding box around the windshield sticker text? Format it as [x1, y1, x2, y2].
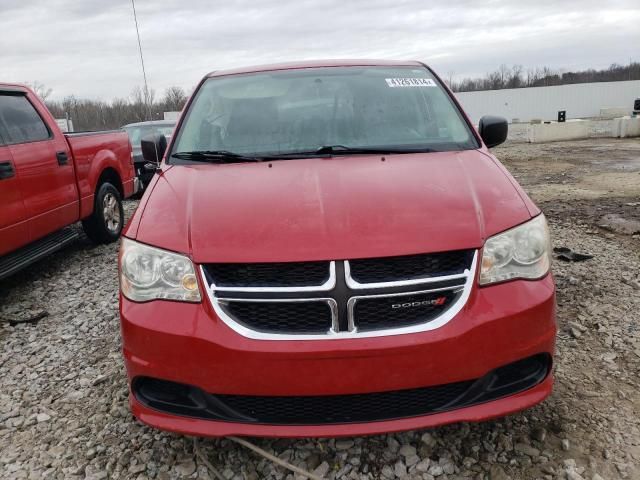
[385, 78, 437, 88]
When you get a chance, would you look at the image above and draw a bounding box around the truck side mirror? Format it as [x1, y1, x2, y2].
[141, 133, 167, 164]
[478, 116, 508, 148]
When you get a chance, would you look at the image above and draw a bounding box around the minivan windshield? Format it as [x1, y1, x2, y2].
[171, 66, 478, 160]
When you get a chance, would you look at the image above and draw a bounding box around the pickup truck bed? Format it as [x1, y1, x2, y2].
[64, 130, 135, 220]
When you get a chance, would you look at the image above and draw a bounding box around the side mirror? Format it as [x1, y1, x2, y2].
[141, 133, 167, 164]
[478, 116, 508, 148]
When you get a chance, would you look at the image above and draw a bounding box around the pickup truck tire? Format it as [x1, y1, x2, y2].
[82, 182, 124, 244]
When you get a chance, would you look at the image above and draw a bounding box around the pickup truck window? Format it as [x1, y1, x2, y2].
[171, 66, 478, 160]
[0, 94, 51, 145]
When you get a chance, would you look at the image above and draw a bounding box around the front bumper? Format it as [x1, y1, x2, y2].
[120, 275, 556, 437]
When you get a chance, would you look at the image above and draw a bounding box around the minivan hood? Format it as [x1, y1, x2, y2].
[133, 151, 536, 263]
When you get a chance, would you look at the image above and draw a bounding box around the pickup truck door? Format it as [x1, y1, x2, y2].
[0, 128, 30, 255]
[0, 91, 78, 242]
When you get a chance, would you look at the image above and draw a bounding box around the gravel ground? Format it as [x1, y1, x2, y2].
[1, 138, 639, 480]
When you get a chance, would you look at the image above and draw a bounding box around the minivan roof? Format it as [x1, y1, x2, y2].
[0, 83, 29, 93]
[207, 59, 425, 78]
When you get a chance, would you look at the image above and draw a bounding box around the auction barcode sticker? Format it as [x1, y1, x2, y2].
[385, 78, 437, 88]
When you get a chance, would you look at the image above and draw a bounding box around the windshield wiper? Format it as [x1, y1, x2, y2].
[315, 145, 398, 155]
[268, 145, 435, 158]
[171, 150, 263, 163]
[172, 145, 437, 163]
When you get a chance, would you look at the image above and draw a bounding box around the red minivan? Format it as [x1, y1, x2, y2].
[119, 60, 556, 437]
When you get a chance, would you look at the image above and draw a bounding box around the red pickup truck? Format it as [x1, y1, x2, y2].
[0, 83, 136, 279]
[119, 60, 556, 437]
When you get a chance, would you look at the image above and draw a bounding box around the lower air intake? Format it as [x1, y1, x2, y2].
[134, 354, 551, 425]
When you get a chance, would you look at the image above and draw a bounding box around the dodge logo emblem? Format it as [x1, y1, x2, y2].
[392, 297, 447, 309]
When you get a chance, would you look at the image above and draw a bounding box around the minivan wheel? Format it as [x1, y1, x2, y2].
[82, 182, 124, 244]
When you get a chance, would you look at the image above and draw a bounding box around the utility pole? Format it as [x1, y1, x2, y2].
[131, 0, 153, 121]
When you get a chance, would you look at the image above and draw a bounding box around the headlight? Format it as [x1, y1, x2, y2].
[480, 215, 551, 285]
[119, 238, 201, 302]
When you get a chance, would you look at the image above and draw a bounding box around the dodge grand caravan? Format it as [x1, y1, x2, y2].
[119, 60, 556, 437]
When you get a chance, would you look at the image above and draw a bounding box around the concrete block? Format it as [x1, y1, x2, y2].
[613, 116, 640, 138]
[527, 120, 590, 143]
[599, 107, 631, 119]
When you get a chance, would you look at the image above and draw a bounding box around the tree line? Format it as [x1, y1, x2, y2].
[43, 86, 189, 132]
[448, 62, 640, 92]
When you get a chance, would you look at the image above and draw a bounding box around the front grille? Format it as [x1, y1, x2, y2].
[204, 250, 476, 338]
[203, 261, 329, 288]
[353, 290, 459, 331]
[348, 250, 473, 284]
[219, 300, 333, 334]
[133, 354, 551, 425]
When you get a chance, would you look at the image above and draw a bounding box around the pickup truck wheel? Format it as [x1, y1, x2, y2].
[82, 182, 124, 244]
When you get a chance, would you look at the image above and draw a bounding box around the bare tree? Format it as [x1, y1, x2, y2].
[443, 71, 455, 89]
[163, 86, 188, 112]
[498, 64, 509, 88]
[525, 68, 537, 87]
[131, 85, 156, 121]
[506, 65, 524, 89]
[486, 71, 502, 90]
[24, 81, 53, 101]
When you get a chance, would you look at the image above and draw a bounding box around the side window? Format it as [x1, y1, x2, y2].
[0, 105, 8, 146]
[0, 94, 51, 144]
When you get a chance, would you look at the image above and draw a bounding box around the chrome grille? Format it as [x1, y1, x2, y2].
[218, 299, 336, 334]
[348, 250, 473, 284]
[203, 251, 477, 340]
[350, 289, 461, 332]
[203, 261, 330, 288]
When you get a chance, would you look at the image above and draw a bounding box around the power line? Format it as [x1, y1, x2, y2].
[131, 0, 153, 121]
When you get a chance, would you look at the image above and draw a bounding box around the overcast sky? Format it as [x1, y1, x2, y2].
[2, 0, 639, 101]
